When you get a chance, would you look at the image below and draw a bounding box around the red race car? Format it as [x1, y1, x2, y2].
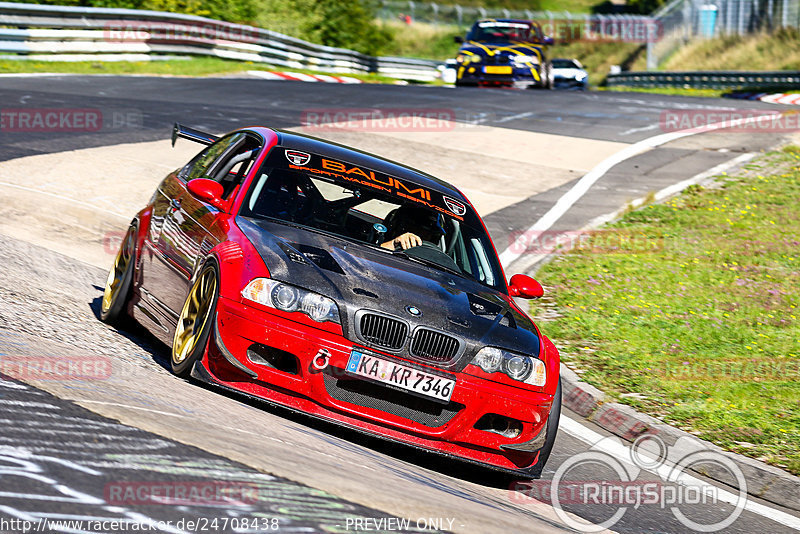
[101, 124, 561, 477]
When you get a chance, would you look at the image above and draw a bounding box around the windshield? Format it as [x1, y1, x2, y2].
[552, 59, 579, 69]
[466, 21, 536, 42]
[239, 147, 505, 291]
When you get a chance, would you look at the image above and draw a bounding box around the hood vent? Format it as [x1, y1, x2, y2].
[277, 242, 307, 265]
[353, 287, 379, 299]
[498, 312, 517, 329]
[279, 241, 345, 274]
[468, 293, 502, 317]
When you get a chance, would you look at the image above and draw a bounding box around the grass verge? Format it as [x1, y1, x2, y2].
[0, 57, 400, 84]
[660, 28, 800, 71]
[530, 147, 800, 475]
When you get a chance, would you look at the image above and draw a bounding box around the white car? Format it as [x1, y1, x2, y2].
[551, 58, 588, 89]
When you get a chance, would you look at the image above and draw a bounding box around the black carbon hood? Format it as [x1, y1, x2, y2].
[236, 216, 540, 368]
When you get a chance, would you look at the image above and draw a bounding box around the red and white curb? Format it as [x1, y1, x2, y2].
[760, 93, 800, 105]
[730, 92, 800, 105]
[246, 70, 362, 84]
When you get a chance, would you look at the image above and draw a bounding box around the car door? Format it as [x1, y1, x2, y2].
[141, 133, 253, 328]
[172, 133, 261, 279]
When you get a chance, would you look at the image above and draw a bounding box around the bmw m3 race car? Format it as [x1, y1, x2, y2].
[454, 19, 553, 89]
[101, 124, 561, 477]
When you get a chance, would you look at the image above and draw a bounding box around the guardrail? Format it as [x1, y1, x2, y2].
[0, 2, 441, 81]
[606, 70, 800, 90]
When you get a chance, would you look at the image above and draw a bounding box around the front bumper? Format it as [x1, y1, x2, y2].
[456, 64, 543, 86]
[197, 296, 556, 474]
[554, 76, 587, 88]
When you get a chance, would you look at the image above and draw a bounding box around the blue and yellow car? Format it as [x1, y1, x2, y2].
[454, 19, 553, 89]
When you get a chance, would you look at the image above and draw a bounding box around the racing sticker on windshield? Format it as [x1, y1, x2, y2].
[285, 150, 311, 166]
[274, 148, 469, 220]
[443, 196, 467, 216]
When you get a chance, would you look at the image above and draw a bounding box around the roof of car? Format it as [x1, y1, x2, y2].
[264, 128, 466, 200]
[475, 18, 535, 25]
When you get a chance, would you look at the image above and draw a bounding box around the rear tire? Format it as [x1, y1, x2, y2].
[171, 262, 220, 377]
[100, 224, 136, 325]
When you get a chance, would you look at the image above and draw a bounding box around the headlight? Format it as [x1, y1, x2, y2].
[463, 55, 481, 64]
[242, 278, 340, 324]
[576, 72, 588, 81]
[512, 55, 539, 65]
[456, 54, 466, 63]
[474, 347, 504, 373]
[472, 347, 546, 386]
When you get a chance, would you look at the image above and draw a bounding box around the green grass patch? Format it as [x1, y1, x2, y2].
[380, 20, 462, 60]
[531, 147, 800, 475]
[0, 56, 400, 83]
[660, 27, 800, 72]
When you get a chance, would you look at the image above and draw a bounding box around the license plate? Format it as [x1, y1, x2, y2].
[484, 66, 512, 74]
[346, 350, 455, 403]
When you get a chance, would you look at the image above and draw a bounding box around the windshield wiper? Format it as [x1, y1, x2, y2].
[391, 249, 462, 276]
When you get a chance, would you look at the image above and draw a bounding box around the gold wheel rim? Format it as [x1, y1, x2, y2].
[172, 267, 217, 365]
[101, 228, 134, 314]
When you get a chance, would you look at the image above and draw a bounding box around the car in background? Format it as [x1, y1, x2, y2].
[551, 58, 589, 89]
[101, 123, 563, 478]
[454, 19, 553, 89]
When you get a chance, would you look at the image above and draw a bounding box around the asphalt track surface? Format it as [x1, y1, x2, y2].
[1, 76, 799, 533]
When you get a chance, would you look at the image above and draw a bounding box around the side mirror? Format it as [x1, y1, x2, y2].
[508, 274, 544, 299]
[187, 178, 225, 211]
[543, 36, 555, 45]
[454, 35, 464, 43]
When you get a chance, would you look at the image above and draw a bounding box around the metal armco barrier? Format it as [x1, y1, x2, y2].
[0, 2, 441, 81]
[606, 70, 800, 90]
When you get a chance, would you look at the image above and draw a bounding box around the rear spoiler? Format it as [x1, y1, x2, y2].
[171, 123, 219, 147]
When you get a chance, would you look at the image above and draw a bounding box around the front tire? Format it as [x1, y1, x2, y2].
[543, 62, 554, 89]
[100, 224, 136, 325]
[171, 262, 219, 377]
[527, 378, 561, 477]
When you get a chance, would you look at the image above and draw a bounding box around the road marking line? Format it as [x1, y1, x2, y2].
[619, 123, 660, 136]
[585, 152, 755, 231]
[498, 112, 778, 268]
[494, 111, 537, 124]
[0, 182, 128, 220]
[559, 416, 800, 529]
[506, 153, 751, 270]
[77, 400, 188, 418]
